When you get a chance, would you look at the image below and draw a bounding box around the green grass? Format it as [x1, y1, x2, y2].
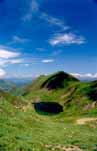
[0, 71, 97, 151]
[0, 99, 97, 151]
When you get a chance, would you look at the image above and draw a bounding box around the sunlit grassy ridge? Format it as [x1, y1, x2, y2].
[23, 71, 97, 115]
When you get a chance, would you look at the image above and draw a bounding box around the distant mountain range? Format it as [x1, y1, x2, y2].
[79, 77, 97, 82]
[6, 78, 33, 87]
[0, 73, 96, 94]
[0, 79, 16, 92]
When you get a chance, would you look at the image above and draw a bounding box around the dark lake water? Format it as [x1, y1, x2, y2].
[33, 102, 63, 115]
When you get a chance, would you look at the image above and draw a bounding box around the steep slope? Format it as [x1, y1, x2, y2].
[63, 81, 97, 114]
[22, 71, 97, 115]
[22, 71, 79, 96]
[40, 71, 79, 90]
[87, 80, 97, 101]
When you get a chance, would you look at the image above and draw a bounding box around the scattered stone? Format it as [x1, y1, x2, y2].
[45, 144, 83, 151]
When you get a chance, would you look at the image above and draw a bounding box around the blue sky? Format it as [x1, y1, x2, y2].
[0, 0, 97, 79]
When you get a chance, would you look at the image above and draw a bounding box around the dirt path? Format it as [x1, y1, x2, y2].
[45, 144, 83, 151]
[76, 117, 97, 125]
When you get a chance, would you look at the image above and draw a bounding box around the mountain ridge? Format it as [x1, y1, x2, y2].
[22, 71, 97, 115]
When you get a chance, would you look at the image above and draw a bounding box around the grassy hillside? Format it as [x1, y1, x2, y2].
[22, 71, 79, 93]
[22, 71, 97, 116]
[0, 89, 26, 114]
[0, 71, 97, 151]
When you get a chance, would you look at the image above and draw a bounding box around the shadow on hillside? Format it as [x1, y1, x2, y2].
[87, 82, 97, 101]
[41, 71, 78, 90]
[33, 102, 63, 115]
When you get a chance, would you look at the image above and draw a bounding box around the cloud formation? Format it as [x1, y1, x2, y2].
[9, 59, 23, 64]
[71, 73, 97, 79]
[49, 32, 86, 46]
[12, 36, 29, 44]
[41, 13, 69, 31]
[42, 59, 54, 63]
[22, 0, 39, 22]
[0, 68, 6, 78]
[0, 49, 20, 59]
[22, 0, 69, 31]
[22, 0, 86, 48]
[0, 46, 22, 77]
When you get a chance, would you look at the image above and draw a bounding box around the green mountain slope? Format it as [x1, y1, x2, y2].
[0, 71, 97, 151]
[22, 71, 97, 115]
[0, 89, 26, 115]
[22, 71, 79, 95]
[40, 71, 79, 90]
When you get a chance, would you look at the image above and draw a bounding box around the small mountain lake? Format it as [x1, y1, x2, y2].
[33, 102, 63, 115]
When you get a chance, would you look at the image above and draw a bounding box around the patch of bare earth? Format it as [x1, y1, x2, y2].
[22, 102, 31, 112]
[76, 117, 97, 125]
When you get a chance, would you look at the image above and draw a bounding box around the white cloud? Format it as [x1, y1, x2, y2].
[21, 1, 86, 49]
[41, 13, 69, 30]
[0, 59, 7, 66]
[12, 36, 29, 44]
[42, 59, 54, 63]
[0, 49, 20, 59]
[24, 64, 30, 67]
[0, 46, 22, 70]
[71, 73, 97, 79]
[0, 68, 6, 78]
[49, 32, 86, 46]
[0, 58, 23, 67]
[22, 1, 69, 33]
[22, 0, 39, 22]
[9, 59, 23, 64]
